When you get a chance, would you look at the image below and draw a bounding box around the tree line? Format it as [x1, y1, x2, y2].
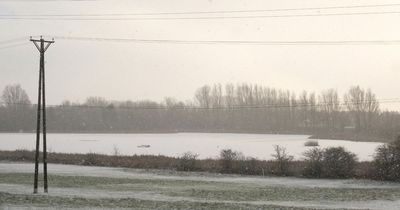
[1, 83, 399, 141]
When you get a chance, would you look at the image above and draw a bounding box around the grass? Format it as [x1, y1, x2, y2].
[1, 172, 400, 204]
[0, 173, 218, 191]
[0, 192, 332, 210]
[174, 186, 400, 202]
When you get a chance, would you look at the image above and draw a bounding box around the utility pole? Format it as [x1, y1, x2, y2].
[30, 36, 54, 194]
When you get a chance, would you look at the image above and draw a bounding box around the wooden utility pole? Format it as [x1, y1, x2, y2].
[30, 36, 54, 194]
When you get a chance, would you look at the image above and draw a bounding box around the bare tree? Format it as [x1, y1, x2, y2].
[84, 96, 109, 107]
[272, 145, 293, 176]
[224, 83, 236, 108]
[344, 86, 379, 132]
[236, 83, 254, 106]
[298, 91, 309, 128]
[364, 89, 379, 131]
[194, 85, 211, 108]
[164, 97, 183, 108]
[344, 86, 364, 131]
[319, 89, 341, 131]
[1, 84, 31, 107]
[0, 84, 32, 132]
[308, 92, 317, 130]
[211, 84, 223, 108]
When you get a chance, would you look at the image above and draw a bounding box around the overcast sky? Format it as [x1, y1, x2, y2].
[1, 0, 400, 110]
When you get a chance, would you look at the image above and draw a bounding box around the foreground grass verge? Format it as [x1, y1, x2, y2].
[0, 173, 399, 202]
[1, 192, 345, 210]
[0, 168, 388, 210]
[2, 140, 400, 209]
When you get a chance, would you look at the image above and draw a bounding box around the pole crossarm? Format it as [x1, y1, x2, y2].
[30, 39, 55, 43]
[30, 37, 54, 52]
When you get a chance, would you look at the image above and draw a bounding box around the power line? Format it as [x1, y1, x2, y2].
[2, 11, 400, 21]
[0, 42, 30, 50]
[0, 0, 98, 1]
[0, 37, 28, 45]
[2, 3, 400, 17]
[42, 35, 400, 46]
[0, 37, 30, 50]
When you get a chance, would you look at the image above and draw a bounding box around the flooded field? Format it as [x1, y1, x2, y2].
[0, 133, 383, 161]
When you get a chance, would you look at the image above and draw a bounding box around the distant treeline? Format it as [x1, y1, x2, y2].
[1, 83, 399, 142]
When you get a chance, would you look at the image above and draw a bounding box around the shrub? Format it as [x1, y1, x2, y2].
[82, 152, 99, 166]
[304, 140, 319, 147]
[13, 149, 32, 161]
[373, 136, 400, 181]
[302, 147, 324, 178]
[177, 152, 199, 171]
[271, 145, 293, 176]
[219, 149, 244, 173]
[112, 144, 120, 156]
[243, 157, 259, 175]
[322, 147, 357, 178]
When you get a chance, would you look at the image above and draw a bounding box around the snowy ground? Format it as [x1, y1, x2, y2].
[1, 162, 400, 210]
[0, 133, 383, 161]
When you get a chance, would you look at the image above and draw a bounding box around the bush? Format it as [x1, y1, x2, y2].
[271, 145, 293, 176]
[322, 147, 357, 178]
[373, 136, 400, 181]
[302, 147, 324, 178]
[177, 152, 199, 171]
[0, 149, 376, 180]
[304, 140, 319, 147]
[82, 152, 99, 166]
[243, 157, 259, 175]
[112, 144, 120, 156]
[219, 149, 244, 173]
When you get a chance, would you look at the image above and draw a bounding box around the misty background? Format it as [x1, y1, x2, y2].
[0, 0, 400, 111]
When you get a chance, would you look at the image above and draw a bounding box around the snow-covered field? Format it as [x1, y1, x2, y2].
[0, 133, 383, 161]
[1, 162, 400, 210]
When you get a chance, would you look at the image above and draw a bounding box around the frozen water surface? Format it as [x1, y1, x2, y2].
[0, 133, 383, 161]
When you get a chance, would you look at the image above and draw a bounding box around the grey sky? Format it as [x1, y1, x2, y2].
[0, 0, 400, 110]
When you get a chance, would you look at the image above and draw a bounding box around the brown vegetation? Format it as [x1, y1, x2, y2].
[0, 147, 381, 181]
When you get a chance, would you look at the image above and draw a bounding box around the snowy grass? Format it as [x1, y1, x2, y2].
[1, 163, 400, 209]
[1, 172, 399, 202]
